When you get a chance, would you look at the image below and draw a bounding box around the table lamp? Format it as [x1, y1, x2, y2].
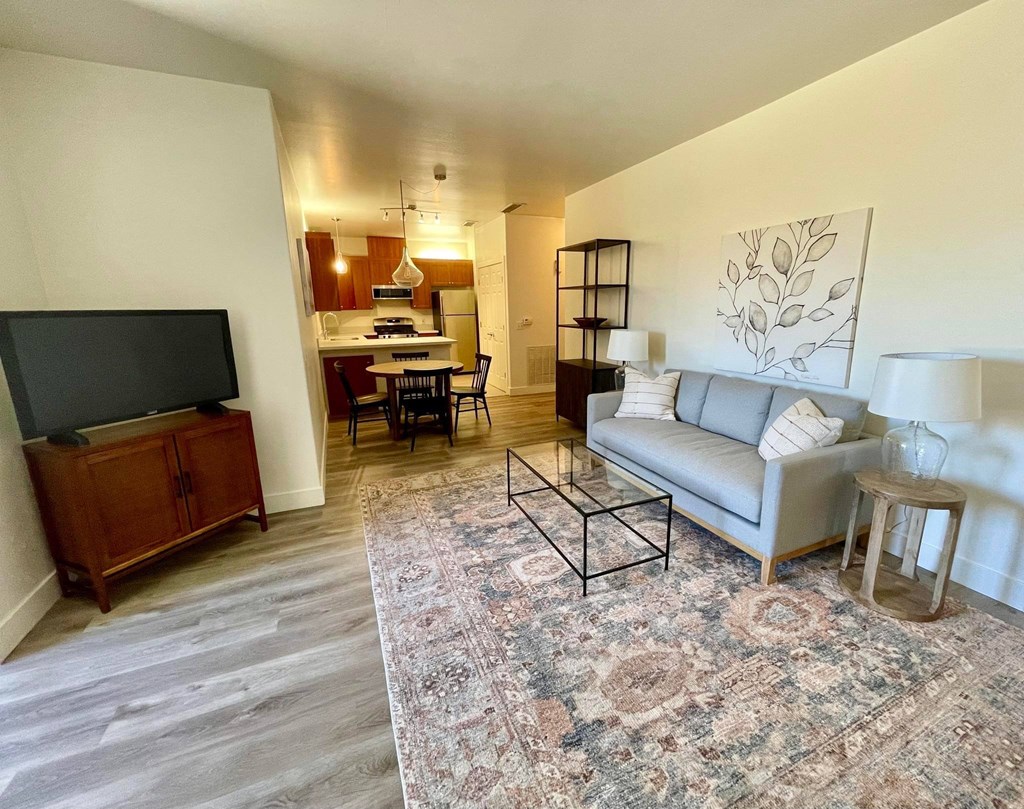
[606, 330, 649, 390]
[868, 353, 981, 487]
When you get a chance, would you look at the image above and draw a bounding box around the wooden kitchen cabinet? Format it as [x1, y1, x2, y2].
[450, 261, 475, 286]
[367, 236, 405, 260]
[305, 232, 341, 312]
[369, 259, 395, 287]
[347, 256, 373, 310]
[23, 409, 266, 612]
[322, 354, 377, 417]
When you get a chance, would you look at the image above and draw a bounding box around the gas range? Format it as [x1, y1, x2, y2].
[373, 316, 417, 339]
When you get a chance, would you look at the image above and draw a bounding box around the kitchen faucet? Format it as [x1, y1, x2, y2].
[322, 312, 339, 338]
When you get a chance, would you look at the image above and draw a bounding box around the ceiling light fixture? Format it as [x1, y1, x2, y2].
[391, 180, 424, 288]
[375, 169, 448, 287]
[330, 217, 348, 275]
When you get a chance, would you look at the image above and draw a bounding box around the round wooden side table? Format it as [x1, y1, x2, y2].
[839, 468, 966, 622]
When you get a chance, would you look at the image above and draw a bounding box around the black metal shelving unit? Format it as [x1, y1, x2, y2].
[555, 238, 632, 425]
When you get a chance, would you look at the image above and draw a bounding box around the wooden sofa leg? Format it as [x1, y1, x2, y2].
[760, 558, 777, 586]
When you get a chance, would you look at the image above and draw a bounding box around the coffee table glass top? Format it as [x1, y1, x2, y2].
[507, 438, 669, 515]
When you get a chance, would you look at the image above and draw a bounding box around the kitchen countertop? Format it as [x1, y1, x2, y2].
[317, 334, 456, 352]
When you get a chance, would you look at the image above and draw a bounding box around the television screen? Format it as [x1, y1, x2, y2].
[0, 310, 239, 440]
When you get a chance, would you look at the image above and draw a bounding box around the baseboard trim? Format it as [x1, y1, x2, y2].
[0, 572, 61, 662]
[916, 542, 1024, 611]
[264, 486, 325, 514]
[509, 383, 555, 396]
[319, 410, 329, 492]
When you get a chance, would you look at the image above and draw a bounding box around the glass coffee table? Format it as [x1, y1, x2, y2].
[506, 438, 673, 595]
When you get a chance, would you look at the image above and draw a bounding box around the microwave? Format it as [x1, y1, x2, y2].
[371, 285, 414, 300]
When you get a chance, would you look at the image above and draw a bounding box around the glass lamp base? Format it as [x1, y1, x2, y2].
[614, 364, 627, 391]
[881, 421, 948, 489]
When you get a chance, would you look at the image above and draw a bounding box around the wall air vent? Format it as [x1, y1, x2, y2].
[501, 203, 525, 214]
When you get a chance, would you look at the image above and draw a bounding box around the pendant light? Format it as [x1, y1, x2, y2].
[391, 182, 424, 288]
[331, 217, 348, 275]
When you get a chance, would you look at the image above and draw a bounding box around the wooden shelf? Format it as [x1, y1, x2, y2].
[558, 358, 619, 371]
[557, 238, 630, 253]
[557, 323, 625, 330]
[557, 283, 628, 291]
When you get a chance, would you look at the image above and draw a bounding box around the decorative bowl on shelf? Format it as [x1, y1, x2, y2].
[573, 316, 608, 329]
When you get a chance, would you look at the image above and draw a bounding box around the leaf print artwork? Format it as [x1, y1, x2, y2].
[715, 208, 872, 388]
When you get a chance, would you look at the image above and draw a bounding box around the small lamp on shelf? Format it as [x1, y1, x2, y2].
[868, 352, 981, 488]
[606, 329, 649, 390]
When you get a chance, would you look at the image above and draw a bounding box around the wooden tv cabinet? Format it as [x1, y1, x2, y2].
[23, 408, 268, 613]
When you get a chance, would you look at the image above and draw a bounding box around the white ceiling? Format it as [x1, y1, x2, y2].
[1, 0, 986, 239]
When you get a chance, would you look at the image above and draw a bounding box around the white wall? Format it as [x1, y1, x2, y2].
[0, 110, 61, 660]
[565, 0, 1024, 608]
[0, 49, 326, 517]
[273, 109, 327, 482]
[505, 215, 563, 394]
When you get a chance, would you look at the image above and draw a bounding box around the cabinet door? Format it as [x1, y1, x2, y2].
[427, 260, 451, 286]
[305, 232, 341, 312]
[349, 257, 373, 309]
[367, 236, 405, 260]
[83, 437, 191, 570]
[369, 259, 395, 286]
[175, 418, 260, 531]
[337, 262, 357, 310]
[322, 354, 377, 417]
[450, 260, 475, 286]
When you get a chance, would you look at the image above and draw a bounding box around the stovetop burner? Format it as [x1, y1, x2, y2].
[373, 316, 416, 339]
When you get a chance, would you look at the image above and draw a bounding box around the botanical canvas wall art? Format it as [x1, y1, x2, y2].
[714, 208, 871, 388]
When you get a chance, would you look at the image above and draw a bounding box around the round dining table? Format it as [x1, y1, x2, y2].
[366, 359, 464, 440]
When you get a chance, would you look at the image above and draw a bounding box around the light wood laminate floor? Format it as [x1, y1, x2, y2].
[1, 392, 1019, 808]
[0, 392, 581, 809]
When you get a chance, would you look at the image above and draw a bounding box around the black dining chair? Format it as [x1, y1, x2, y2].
[401, 367, 454, 451]
[392, 352, 432, 416]
[452, 353, 492, 431]
[334, 361, 390, 446]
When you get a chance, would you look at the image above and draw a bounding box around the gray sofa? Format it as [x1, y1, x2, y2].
[587, 370, 880, 584]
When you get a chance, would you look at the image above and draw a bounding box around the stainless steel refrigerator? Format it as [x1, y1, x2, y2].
[432, 288, 478, 370]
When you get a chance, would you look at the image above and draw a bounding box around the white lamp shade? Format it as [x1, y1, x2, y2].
[606, 329, 649, 363]
[868, 353, 981, 422]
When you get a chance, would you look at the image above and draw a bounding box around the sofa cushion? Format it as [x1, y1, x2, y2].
[615, 369, 680, 420]
[668, 369, 713, 425]
[763, 385, 867, 444]
[591, 418, 765, 522]
[698, 376, 775, 445]
[758, 398, 843, 460]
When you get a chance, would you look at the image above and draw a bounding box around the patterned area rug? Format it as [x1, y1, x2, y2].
[361, 465, 1024, 808]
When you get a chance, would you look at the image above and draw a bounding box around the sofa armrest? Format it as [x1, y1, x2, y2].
[586, 391, 623, 435]
[759, 437, 881, 559]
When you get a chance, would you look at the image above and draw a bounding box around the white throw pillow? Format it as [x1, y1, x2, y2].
[758, 398, 843, 460]
[614, 369, 680, 421]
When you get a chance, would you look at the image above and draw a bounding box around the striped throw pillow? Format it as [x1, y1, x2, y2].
[614, 369, 680, 420]
[758, 398, 843, 460]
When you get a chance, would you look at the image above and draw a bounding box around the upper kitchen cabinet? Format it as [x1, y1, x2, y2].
[347, 256, 373, 310]
[369, 259, 394, 287]
[450, 261, 475, 286]
[367, 235, 405, 260]
[305, 232, 340, 312]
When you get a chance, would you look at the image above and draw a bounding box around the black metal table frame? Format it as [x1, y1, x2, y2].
[506, 439, 672, 595]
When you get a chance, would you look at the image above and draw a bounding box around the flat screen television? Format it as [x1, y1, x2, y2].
[0, 309, 239, 444]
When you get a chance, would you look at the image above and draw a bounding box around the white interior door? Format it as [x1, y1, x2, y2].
[475, 259, 509, 393]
